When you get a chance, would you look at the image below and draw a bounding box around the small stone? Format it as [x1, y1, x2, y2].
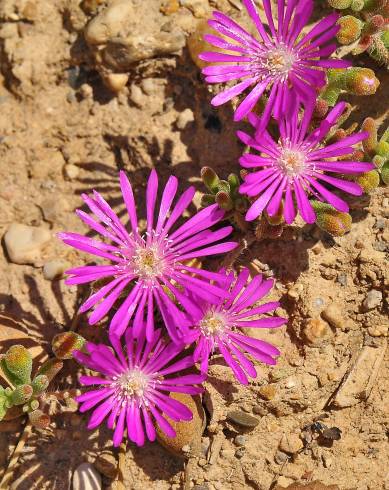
[252, 405, 267, 416]
[367, 324, 388, 337]
[43, 260, 71, 280]
[160, 0, 180, 15]
[362, 290, 382, 311]
[64, 164, 80, 180]
[336, 273, 347, 286]
[321, 304, 345, 330]
[303, 318, 331, 345]
[94, 451, 118, 479]
[235, 447, 245, 459]
[176, 108, 195, 129]
[274, 451, 289, 465]
[140, 78, 159, 95]
[4, 223, 51, 265]
[103, 73, 129, 93]
[258, 384, 277, 400]
[278, 434, 304, 454]
[129, 84, 146, 107]
[276, 476, 294, 487]
[72, 462, 102, 490]
[226, 411, 259, 430]
[180, 0, 209, 17]
[234, 435, 246, 447]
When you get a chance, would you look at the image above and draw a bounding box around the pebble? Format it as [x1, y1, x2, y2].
[94, 451, 118, 479]
[4, 223, 51, 265]
[278, 433, 304, 454]
[234, 435, 246, 447]
[64, 163, 80, 180]
[129, 84, 146, 107]
[258, 384, 277, 401]
[140, 78, 160, 95]
[226, 411, 259, 429]
[367, 324, 388, 337]
[321, 303, 345, 330]
[337, 273, 348, 286]
[362, 290, 382, 311]
[176, 108, 195, 129]
[43, 259, 71, 280]
[180, 0, 209, 17]
[274, 450, 289, 465]
[72, 462, 102, 490]
[303, 318, 331, 344]
[102, 73, 129, 93]
[235, 447, 245, 459]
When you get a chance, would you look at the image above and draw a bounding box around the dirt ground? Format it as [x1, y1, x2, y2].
[0, 0, 388, 489]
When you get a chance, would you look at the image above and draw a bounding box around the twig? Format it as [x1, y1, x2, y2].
[0, 421, 33, 489]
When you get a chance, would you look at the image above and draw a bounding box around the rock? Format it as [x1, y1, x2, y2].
[129, 84, 146, 107]
[84, 0, 134, 45]
[140, 78, 160, 95]
[226, 410, 259, 430]
[235, 447, 245, 459]
[367, 324, 388, 337]
[180, 0, 210, 18]
[176, 108, 194, 129]
[278, 434, 304, 454]
[362, 290, 382, 311]
[160, 0, 180, 15]
[330, 339, 387, 408]
[321, 304, 345, 329]
[43, 259, 71, 280]
[4, 223, 51, 265]
[94, 451, 118, 479]
[303, 318, 331, 344]
[234, 435, 246, 447]
[102, 73, 129, 93]
[73, 462, 102, 490]
[187, 20, 213, 69]
[64, 163, 80, 180]
[156, 393, 205, 458]
[258, 384, 277, 400]
[274, 450, 289, 465]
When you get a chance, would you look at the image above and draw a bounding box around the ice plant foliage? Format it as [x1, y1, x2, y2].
[74, 330, 205, 446]
[238, 101, 374, 223]
[185, 268, 286, 384]
[199, 0, 350, 125]
[58, 170, 237, 341]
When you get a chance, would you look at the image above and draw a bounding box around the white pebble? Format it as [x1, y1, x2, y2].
[4, 223, 51, 265]
[43, 260, 71, 280]
[73, 462, 102, 490]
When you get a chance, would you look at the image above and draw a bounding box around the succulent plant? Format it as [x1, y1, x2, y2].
[311, 201, 352, 237]
[361, 117, 389, 185]
[329, 0, 389, 68]
[0, 344, 65, 427]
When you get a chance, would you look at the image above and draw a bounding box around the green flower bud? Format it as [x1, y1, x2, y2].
[201, 167, 220, 193]
[355, 170, 380, 193]
[31, 375, 49, 396]
[227, 173, 240, 195]
[52, 332, 86, 360]
[381, 161, 389, 185]
[344, 68, 380, 95]
[215, 191, 234, 211]
[373, 154, 385, 168]
[9, 384, 33, 406]
[362, 117, 378, 156]
[376, 141, 389, 157]
[337, 16, 363, 45]
[351, 0, 364, 11]
[311, 201, 352, 237]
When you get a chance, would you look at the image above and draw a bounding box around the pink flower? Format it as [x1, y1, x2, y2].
[74, 330, 205, 447]
[238, 102, 374, 223]
[200, 0, 350, 126]
[185, 268, 286, 384]
[58, 170, 237, 341]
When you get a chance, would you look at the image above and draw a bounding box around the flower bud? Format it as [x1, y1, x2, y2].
[351, 0, 364, 11]
[1, 345, 32, 385]
[355, 170, 380, 193]
[52, 332, 86, 360]
[381, 161, 389, 185]
[361, 117, 377, 156]
[201, 166, 220, 193]
[328, 0, 352, 8]
[9, 384, 33, 406]
[311, 201, 352, 237]
[31, 375, 49, 396]
[376, 140, 389, 157]
[215, 191, 234, 211]
[344, 68, 380, 95]
[337, 16, 363, 45]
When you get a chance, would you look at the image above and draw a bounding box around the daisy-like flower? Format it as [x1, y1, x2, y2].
[58, 170, 237, 341]
[238, 101, 374, 223]
[184, 268, 286, 384]
[199, 0, 350, 125]
[74, 330, 205, 447]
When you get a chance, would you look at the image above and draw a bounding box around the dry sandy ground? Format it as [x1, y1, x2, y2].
[0, 1, 388, 489]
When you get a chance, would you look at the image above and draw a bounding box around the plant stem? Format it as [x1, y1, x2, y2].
[0, 421, 32, 489]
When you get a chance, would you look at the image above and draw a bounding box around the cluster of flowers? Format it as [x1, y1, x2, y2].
[60, 0, 374, 447]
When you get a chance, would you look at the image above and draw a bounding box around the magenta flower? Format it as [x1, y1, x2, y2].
[59, 170, 237, 341]
[74, 330, 205, 447]
[199, 0, 350, 125]
[184, 268, 286, 384]
[238, 102, 374, 223]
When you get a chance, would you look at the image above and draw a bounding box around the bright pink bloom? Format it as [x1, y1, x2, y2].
[74, 330, 205, 447]
[59, 170, 237, 341]
[185, 268, 286, 384]
[200, 0, 350, 125]
[238, 102, 374, 223]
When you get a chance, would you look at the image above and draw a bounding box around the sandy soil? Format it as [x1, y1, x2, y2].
[0, 1, 388, 489]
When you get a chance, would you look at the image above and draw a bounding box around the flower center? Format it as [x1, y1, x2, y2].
[199, 311, 228, 337]
[252, 44, 297, 81]
[116, 368, 150, 401]
[132, 244, 165, 282]
[278, 146, 307, 177]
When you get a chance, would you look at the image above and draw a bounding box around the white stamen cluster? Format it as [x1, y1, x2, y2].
[112, 368, 151, 406]
[251, 43, 297, 82]
[277, 144, 307, 178]
[199, 310, 229, 338]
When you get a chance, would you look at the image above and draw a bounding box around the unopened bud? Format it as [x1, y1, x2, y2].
[52, 332, 85, 360]
[344, 68, 380, 95]
[215, 191, 233, 211]
[362, 117, 378, 156]
[355, 170, 380, 193]
[2, 345, 32, 385]
[376, 141, 389, 157]
[381, 161, 389, 185]
[31, 375, 49, 396]
[337, 16, 363, 45]
[351, 0, 364, 11]
[328, 0, 352, 8]
[201, 167, 220, 193]
[10, 384, 33, 406]
[311, 201, 352, 237]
